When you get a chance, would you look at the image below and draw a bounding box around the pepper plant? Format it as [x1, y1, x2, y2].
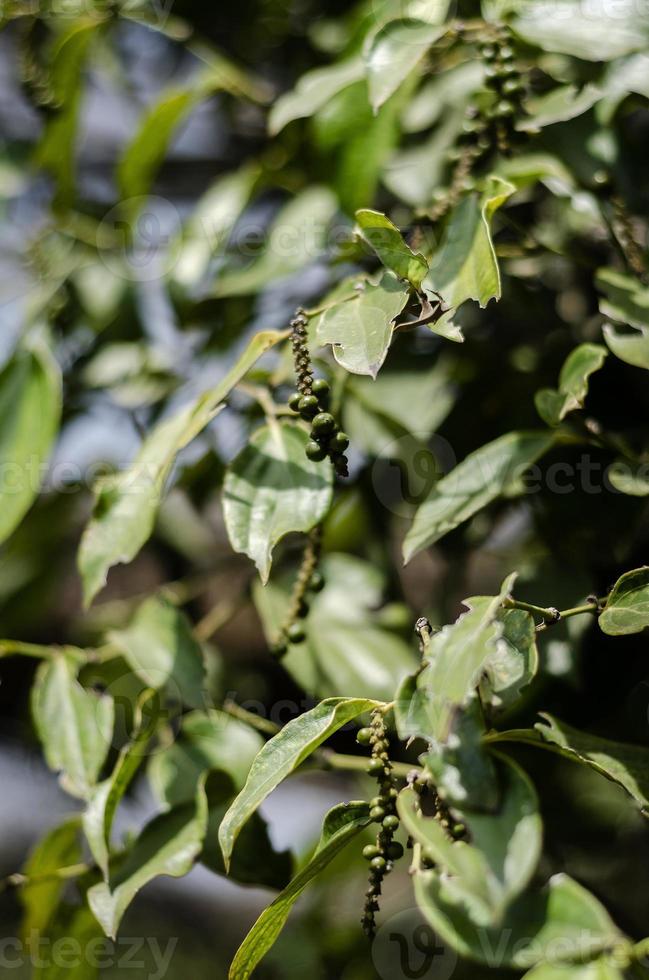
[2, 0, 649, 978]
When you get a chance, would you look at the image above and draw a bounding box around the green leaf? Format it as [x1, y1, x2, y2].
[600, 567, 649, 635]
[78, 328, 286, 605]
[424, 700, 500, 810]
[229, 802, 370, 980]
[603, 322, 649, 370]
[535, 343, 607, 427]
[423, 175, 515, 311]
[83, 690, 160, 878]
[517, 84, 603, 131]
[31, 651, 114, 799]
[218, 697, 380, 869]
[253, 553, 416, 700]
[269, 57, 365, 134]
[316, 272, 411, 377]
[512, 0, 649, 61]
[480, 607, 539, 715]
[88, 778, 208, 939]
[34, 19, 100, 205]
[492, 713, 649, 812]
[355, 208, 428, 287]
[108, 595, 205, 706]
[32, 904, 104, 980]
[607, 460, 649, 497]
[597, 268, 649, 329]
[223, 423, 333, 583]
[400, 754, 542, 925]
[415, 870, 625, 968]
[214, 187, 337, 297]
[412, 574, 516, 742]
[0, 343, 61, 546]
[403, 431, 555, 561]
[148, 708, 263, 808]
[522, 959, 625, 979]
[20, 818, 82, 939]
[364, 19, 445, 112]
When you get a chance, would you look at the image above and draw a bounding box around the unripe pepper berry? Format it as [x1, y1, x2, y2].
[305, 440, 327, 462]
[362, 844, 380, 861]
[298, 395, 319, 419]
[311, 412, 336, 436]
[286, 622, 305, 644]
[288, 392, 302, 413]
[356, 727, 373, 745]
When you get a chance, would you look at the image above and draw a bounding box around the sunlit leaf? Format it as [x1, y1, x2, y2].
[522, 956, 625, 978]
[535, 343, 607, 427]
[269, 57, 365, 134]
[219, 697, 380, 868]
[364, 19, 445, 112]
[480, 607, 538, 715]
[517, 84, 603, 131]
[229, 802, 370, 980]
[78, 329, 286, 605]
[512, 0, 649, 61]
[599, 566, 649, 635]
[355, 208, 428, 287]
[223, 423, 332, 583]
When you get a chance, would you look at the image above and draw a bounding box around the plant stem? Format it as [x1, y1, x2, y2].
[503, 596, 600, 631]
[221, 699, 280, 736]
[316, 748, 417, 781]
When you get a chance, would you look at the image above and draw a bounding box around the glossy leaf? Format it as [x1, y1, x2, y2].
[229, 802, 370, 980]
[108, 595, 206, 706]
[78, 329, 286, 604]
[493, 714, 649, 812]
[219, 697, 380, 868]
[364, 19, 445, 112]
[597, 268, 649, 329]
[148, 708, 263, 808]
[83, 690, 160, 878]
[269, 57, 365, 134]
[512, 0, 649, 61]
[607, 460, 649, 497]
[31, 651, 114, 799]
[424, 700, 500, 810]
[0, 344, 61, 547]
[214, 187, 337, 297]
[423, 176, 515, 312]
[535, 343, 607, 427]
[316, 272, 411, 377]
[400, 754, 542, 925]
[412, 574, 515, 742]
[355, 208, 428, 287]
[404, 432, 555, 561]
[223, 423, 333, 583]
[517, 84, 603, 131]
[88, 779, 208, 939]
[600, 567, 649, 635]
[480, 607, 539, 715]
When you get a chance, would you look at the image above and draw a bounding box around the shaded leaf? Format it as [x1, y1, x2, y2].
[316, 272, 411, 377]
[415, 870, 625, 968]
[88, 779, 208, 939]
[597, 268, 649, 330]
[424, 700, 500, 811]
[20, 818, 82, 940]
[223, 423, 332, 583]
[600, 567, 649, 635]
[355, 208, 428, 287]
[522, 959, 625, 979]
[403, 432, 555, 561]
[229, 802, 370, 980]
[108, 595, 205, 706]
[517, 84, 603, 131]
[400, 754, 542, 925]
[219, 697, 380, 868]
[607, 460, 649, 496]
[32, 904, 104, 980]
[492, 713, 649, 812]
[480, 608, 539, 715]
[535, 343, 607, 427]
[0, 343, 61, 546]
[364, 19, 445, 112]
[31, 651, 114, 799]
[423, 176, 515, 311]
[78, 329, 286, 605]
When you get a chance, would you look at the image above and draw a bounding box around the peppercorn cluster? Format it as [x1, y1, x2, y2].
[358, 710, 403, 939]
[480, 27, 527, 155]
[288, 310, 349, 477]
[271, 526, 324, 657]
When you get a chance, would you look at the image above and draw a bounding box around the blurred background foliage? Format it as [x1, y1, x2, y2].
[0, 0, 649, 977]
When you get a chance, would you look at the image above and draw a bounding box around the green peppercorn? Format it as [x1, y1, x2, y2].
[305, 440, 327, 462]
[308, 570, 325, 592]
[298, 395, 319, 419]
[329, 431, 349, 452]
[481, 44, 496, 60]
[386, 841, 404, 861]
[286, 623, 305, 644]
[493, 100, 515, 118]
[502, 77, 523, 95]
[297, 598, 309, 618]
[288, 392, 302, 413]
[312, 378, 330, 401]
[272, 640, 287, 657]
[370, 856, 386, 872]
[369, 805, 385, 822]
[311, 412, 336, 436]
[356, 727, 373, 745]
[383, 814, 399, 832]
[367, 758, 384, 775]
[369, 796, 383, 809]
[362, 844, 380, 861]
[453, 823, 466, 837]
